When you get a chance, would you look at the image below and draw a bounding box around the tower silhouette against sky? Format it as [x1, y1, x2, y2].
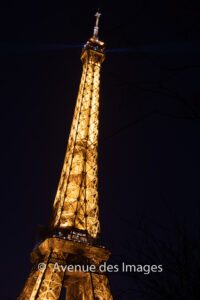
[18, 12, 113, 300]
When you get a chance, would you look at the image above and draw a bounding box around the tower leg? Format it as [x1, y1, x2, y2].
[18, 252, 66, 300]
[92, 273, 113, 300]
[64, 273, 94, 300]
[64, 272, 113, 300]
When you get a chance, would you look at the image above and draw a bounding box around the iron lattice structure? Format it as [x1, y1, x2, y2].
[51, 43, 104, 238]
[18, 13, 113, 300]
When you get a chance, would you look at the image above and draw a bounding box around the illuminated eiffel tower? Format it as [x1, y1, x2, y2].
[18, 12, 113, 300]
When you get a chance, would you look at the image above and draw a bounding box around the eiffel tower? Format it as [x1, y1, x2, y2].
[18, 12, 113, 300]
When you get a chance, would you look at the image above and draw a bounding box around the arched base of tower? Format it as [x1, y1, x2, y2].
[18, 237, 113, 300]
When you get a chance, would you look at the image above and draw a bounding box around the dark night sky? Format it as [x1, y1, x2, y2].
[1, 0, 200, 299]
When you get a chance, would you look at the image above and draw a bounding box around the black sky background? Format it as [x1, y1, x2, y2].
[1, 0, 200, 299]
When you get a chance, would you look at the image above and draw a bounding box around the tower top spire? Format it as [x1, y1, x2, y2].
[83, 10, 105, 54]
[93, 10, 101, 40]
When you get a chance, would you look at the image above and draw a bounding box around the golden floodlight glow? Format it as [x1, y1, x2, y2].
[18, 12, 113, 300]
[51, 48, 105, 238]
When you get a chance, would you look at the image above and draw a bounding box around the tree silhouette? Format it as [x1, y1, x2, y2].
[111, 216, 200, 299]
